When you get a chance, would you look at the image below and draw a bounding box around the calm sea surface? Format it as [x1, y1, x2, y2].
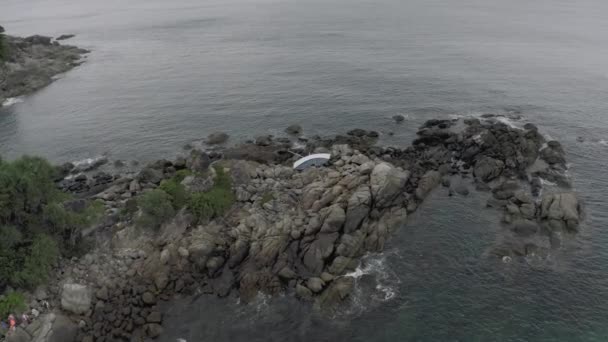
[2, 0, 608, 340]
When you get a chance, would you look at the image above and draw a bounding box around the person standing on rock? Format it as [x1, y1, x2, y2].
[7, 314, 16, 334]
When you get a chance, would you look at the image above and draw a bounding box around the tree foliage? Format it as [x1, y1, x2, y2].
[0, 34, 7, 62]
[0, 156, 100, 289]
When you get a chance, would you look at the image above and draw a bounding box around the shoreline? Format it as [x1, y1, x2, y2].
[1, 115, 582, 341]
[0, 31, 88, 106]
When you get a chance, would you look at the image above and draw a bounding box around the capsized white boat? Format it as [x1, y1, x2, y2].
[293, 153, 331, 170]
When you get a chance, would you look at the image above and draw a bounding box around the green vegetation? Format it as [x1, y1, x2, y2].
[0, 291, 26, 318]
[189, 166, 234, 222]
[159, 178, 188, 209]
[136, 189, 175, 230]
[0, 34, 7, 62]
[0, 156, 101, 289]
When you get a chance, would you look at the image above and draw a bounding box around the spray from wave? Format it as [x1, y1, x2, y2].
[2, 97, 24, 107]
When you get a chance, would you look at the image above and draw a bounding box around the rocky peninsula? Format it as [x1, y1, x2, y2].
[1, 114, 582, 342]
[0, 26, 88, 105]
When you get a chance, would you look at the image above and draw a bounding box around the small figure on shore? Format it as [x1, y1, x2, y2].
[8, 314, 16, 333]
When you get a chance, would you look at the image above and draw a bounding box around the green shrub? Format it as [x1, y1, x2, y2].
[0, 291, 26, 318]
[12, 234, 58, 288]
[0, 156, 60, 228]
[188, 166, 234, 222]
[136, 189, 175, 230]
[159, 178, 188, 209]
[0, 34, 7, 62]
[0, 156, 102, 289]
[173, 169, 193, 183]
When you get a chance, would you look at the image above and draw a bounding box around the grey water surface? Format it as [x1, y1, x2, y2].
[2, 0, 608, 341]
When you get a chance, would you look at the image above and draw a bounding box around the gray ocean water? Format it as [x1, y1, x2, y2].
[2, 0, 608, 341]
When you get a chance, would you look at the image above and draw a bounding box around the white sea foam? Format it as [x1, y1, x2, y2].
[2, 97, 24, 107]
[344, 252, 401, 315]
[599, 139, 608, 146]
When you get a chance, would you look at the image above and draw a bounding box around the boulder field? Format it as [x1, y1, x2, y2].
[9, 116, 582, 342]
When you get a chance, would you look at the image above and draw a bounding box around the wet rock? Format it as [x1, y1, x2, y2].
[285, 124, 303, 135]
[56, 34, 75, 41]
[474, 157, 504, 182]
[25, 35, 52, 45]
[392, 114, 405, 123]
[540, 192, 581, 230]
[206, 132, 229, 145]
[511, 219, 539, 237]
[296, 284, 313, 300]
[415, 170, 441, 200]
[306, 277, 325, 293]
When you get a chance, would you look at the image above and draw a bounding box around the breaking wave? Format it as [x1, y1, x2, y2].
[2, 97, 24, 107]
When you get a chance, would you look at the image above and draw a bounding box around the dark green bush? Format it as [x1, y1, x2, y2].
[136, 189, 175, 230]
[0, 34, 7, 62]
[188, 166, 234, 222]
[12, 234, 58, 288]
[0, 156, 101, 289]
[159, 178, 188, 209]
[0, 291, 26, 318]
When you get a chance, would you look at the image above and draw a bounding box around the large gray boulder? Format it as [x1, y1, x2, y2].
[344, 185, 372, 233]
[61, 283, 92, 315]
[302, 233, 339, 275]
[320, 205, 346, 233]
[474, 157, 505, 182]
[540, 192, 581, 230]
[370, 163, 409, 207]
[206, 132, 229, 145]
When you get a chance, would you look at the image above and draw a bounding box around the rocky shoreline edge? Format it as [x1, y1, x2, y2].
[0, 26, 88, 105]
[0, 24, 585, 342]
[3, 115, 582, 342]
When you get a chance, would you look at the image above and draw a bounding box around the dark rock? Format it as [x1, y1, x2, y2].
[285, 124, 302, 135]
[25, 35, 52, 45]
[0, 25, 4, 34]
[255, 135, 273, 146]
[186, 149, 211, 173]
[145, 324, 163, 338]
[511, 219, 539, 237]
[453, 182, 469, 196]
[137, 167, 163, 184]
[367, 131, 379, 138]
[392, 114, 405, 123]
[473, 157, 504, 182]
[347, 128, 367, 137]
[141, 292, 156, 305]
[206, 132, 229, 145]
[56, 34, 75, 41]
[146, 311, 162, 323]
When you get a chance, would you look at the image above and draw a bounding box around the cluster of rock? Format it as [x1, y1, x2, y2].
[0, 31, 88, 104]
[6, 116, 583, 342]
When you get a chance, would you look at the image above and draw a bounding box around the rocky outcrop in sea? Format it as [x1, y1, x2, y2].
[5, 115, 582, 342]
[0, 29, 88, 105]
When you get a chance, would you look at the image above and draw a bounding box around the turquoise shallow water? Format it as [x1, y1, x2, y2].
[2, 0, 608, 340]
